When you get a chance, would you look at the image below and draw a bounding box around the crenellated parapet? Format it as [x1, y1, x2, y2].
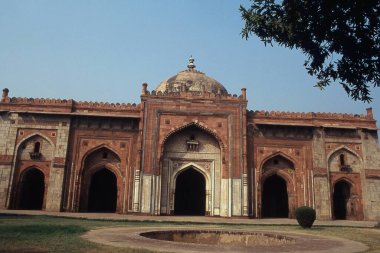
[249, 110, 372, 120]
[249, 108, 377, 130]
[0, 88, 141, 117]
[74, 101, 140, 110]
[8, 97, 74, 105]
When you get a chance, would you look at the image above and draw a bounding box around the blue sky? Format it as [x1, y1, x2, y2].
[0, 0, 379, 124]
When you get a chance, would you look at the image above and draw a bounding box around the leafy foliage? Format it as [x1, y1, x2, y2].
[240, 0, 380, 102]
[295, 206, 316, 228]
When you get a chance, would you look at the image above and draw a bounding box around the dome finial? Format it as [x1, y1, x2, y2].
[187, 55, 196, 70]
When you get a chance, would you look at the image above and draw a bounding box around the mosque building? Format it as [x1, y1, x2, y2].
[0, 58, 379, 220]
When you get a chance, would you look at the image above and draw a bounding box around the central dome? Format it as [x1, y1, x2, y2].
[155, 58, 228, 95]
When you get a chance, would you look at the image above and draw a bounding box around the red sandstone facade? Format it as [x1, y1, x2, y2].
[0, 60, 379, 220]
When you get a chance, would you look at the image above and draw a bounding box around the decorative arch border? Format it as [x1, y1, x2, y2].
[160, 121, 225, 155]
[13, 165, 47, 210]
[261, 168, 294, 187]
[7, 133, 54, 209]
[259, 151, 298, 172]
[75, 145, 123, 212]
[16, 133, 55, 153]
[259, 154, 297, 219]
[19, 165, 46, 178]
[331, 177, 355, 220]
[170, 162, 212, 216]
[327, 145, 363, 164]
[78, 162, 122, 213]
[332, 177, 354, 189]
[78, 144, 122, 175]
[171, 162, 211, 191]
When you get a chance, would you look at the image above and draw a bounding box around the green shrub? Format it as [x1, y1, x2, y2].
[295, 206, 316, 228]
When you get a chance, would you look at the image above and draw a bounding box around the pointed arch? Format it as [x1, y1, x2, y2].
[78, 162, 121, 213]
[20, 166, 45, 177]
[332, 179, 353, 220]
[16, 167, 46, 210]
[327, 146, 362, 173]
[333, 177, 354, 188]
[87, 168, 118, 212]
[171, 162, 211, 188]
[262, 167, 294, 186]
[172, 164, 208, 216]
[262, 174, 289, 218]
[81, 144, 121, 164]
[16, 133, 54, 152]
[259, 153, 296, 218]
[161, 122, 225, 154]
[79, 144, 121, 175]
[260, 151, 297, 170]
[327, 146, 363, 164]
[74, 144, 123, 212]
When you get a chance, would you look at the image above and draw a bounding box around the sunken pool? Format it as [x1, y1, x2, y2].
[141, 230, 295, 247]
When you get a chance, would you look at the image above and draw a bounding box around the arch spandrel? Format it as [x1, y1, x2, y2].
[259, 151, 298, 172]
[327, 146, 362, 173]
[161, 122, 225, 152]
[79, 145, 122, 176]
[16, 134, 55, 161]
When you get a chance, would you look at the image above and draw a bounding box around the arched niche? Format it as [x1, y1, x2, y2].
[260, 154, 296, 218]
[160, 124, 221, 216]
[262, 174, 289, 218]
[333, 179, 353, 220]
[78, 146, 122, 213]
[261, 153, 295, 174]
[16, 167, 45, 210]
[328, 147, 362, 173]
[87, 168, 117, 212]
[174, 167, 206, 215]
[10, 134, 53, 210]
[16, 134, 54, 161]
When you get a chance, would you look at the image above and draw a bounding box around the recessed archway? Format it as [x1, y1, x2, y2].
[262, 174, 289, 218]
[174, 168, 206, 216]
[87, 168, 117, 213]
[333, 180, 351, 220]
[17, 168, 45, 210]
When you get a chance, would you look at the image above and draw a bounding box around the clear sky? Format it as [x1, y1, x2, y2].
[0, 0, 379, 124]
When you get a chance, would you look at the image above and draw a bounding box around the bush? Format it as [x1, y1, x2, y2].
[295, 206, 316, 228]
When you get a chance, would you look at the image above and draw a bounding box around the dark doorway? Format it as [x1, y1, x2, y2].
[333, 180, 351, 219]
[174, 168, 205, 215]
[88, 168, 117, 212]
[262, 174, 289, 218]
[18, 168, 45, 210]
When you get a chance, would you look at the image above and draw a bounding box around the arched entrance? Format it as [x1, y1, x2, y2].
[88, 168, 117, 212]
[18, 168, 45, 210]
[262, 174, 289, 218]
[174, 168, 206, 215]
[333, 180, 351, 220]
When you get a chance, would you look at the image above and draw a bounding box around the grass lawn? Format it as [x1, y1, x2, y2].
[0, 214, 379, 253]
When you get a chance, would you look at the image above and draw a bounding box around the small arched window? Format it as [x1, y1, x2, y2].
[34, 142, 41, 153]
[340, 154, 345, 166]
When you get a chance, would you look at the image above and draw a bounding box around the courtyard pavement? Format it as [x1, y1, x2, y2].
[0, 209, 378, 228]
